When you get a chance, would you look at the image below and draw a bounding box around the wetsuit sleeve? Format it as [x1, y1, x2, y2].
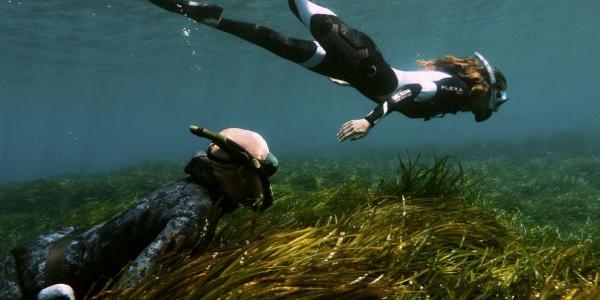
[117, 216, 207, 287]
[113, 182, 218, 288]
[364, 84, 422, 126]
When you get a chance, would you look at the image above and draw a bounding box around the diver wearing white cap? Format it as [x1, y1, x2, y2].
[0, 127, 278, 300]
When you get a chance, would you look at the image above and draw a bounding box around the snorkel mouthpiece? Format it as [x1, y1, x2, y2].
[189, 125, 276, 211]
[473, 52, 508, 112]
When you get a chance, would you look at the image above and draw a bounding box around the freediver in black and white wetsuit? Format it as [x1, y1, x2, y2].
[146, 0, 509, 141]
[0, 127, 279, 300]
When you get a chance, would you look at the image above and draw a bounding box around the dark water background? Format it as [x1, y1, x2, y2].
[1, 0, 599, 183]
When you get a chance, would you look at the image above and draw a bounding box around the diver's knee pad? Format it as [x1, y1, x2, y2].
[338, 25, 370, 49]
[310, 15, 377, 77]
[310, 15, 369, 49]
[336, 24, 380, 77]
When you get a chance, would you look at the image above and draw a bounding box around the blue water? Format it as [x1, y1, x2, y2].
[1, 0, 600, 182]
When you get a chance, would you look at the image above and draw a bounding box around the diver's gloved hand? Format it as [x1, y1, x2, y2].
[337, 119, 372, 142]
[147, 0, 223, 25]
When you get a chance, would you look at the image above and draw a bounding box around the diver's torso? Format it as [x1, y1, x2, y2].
[5, 179, 215, 299]
[389, 69, 452, 101]
[63, 179, 214, 296]
[380, 68, 469, 119]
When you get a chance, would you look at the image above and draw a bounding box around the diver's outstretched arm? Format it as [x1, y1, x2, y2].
[338, 84, 424, 142]
[337, 119, 371, 142]
[364, 84, 423, 126]
[114, 215, 204, 288]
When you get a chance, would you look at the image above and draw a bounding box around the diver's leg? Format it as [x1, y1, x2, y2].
[289, 0, 398, 96]
[0, 255, 22, 300]
[216, 18, 327, 68]
[1, 227, 79, 300]
[147, 0, 335, 73]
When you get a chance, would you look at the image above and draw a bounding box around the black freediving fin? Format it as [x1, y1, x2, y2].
[147, 0, 223, 23]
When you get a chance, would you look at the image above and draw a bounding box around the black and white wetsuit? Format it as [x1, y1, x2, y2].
[364, 70, 469, 124]
[0, 152, 238, 300]
[202, 0, 469, 122]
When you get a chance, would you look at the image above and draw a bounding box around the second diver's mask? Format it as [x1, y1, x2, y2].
[189, 125, 278, 212]
[473, 52, 509, 113]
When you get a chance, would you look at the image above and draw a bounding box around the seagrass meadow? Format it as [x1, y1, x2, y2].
[1, 135, 600, 299]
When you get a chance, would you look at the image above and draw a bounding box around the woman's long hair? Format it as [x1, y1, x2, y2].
[417, 55, 489, 99]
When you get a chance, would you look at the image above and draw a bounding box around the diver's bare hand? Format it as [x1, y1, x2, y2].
[337, 119, 372, 142]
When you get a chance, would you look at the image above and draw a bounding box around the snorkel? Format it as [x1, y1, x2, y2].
[473, 52, 508, 112]
[189, 125, 278, 211]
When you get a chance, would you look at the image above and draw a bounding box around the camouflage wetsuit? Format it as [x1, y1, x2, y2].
[0, 152, 236, 300]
